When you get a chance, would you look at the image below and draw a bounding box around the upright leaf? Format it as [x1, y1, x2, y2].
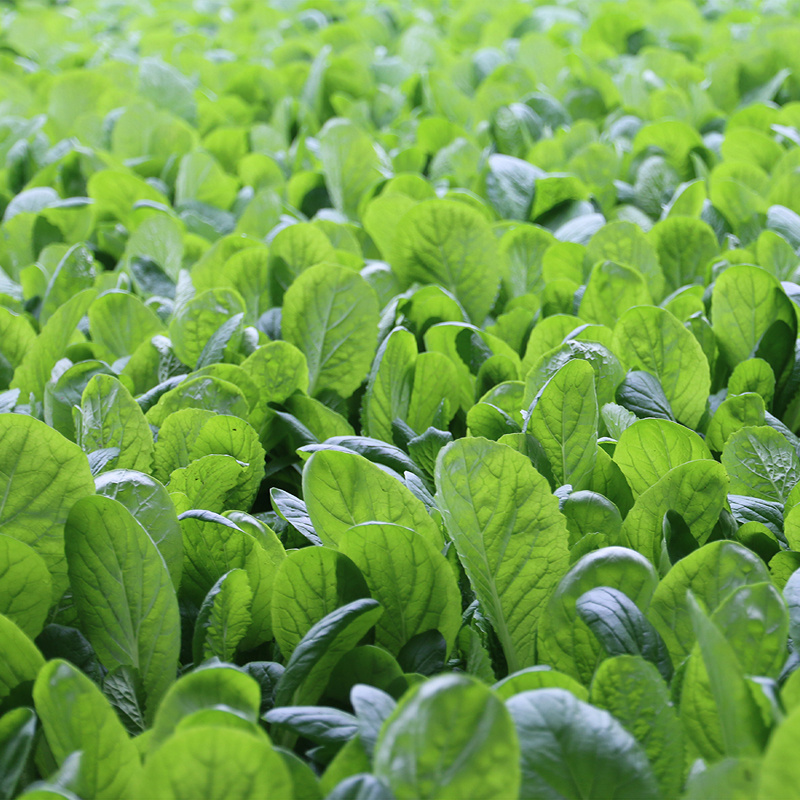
[436, 438, 570, 672]
[65, 496, 180, 716]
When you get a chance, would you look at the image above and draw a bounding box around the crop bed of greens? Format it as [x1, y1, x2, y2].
[7, 0, 800, 797]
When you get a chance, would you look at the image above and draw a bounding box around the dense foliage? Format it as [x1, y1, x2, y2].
[5, 0, 800, 796]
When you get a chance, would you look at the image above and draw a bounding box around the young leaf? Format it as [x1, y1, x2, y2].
[527, 358, 598, 491]
[33, 660, 140, 800]
[374, 674, 520, 800]
[140, 726, 291, 800]
[0, 707, 36, 800]
[65, 496, 180, 716]
[282, 264, 379, 398]
[436, 438, 570, 672]
[0, 535, 51, 639]
[0, 414, 94, 596]
[339, 523, 461, 656]
[303, 449, 442, 548]
[271, 547, 370, 660]
[192, 569, 252, 665]
[590, 656, 684, 799]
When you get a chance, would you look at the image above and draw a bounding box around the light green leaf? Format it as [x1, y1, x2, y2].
[275, 599, 383, 707]
[537, 547, 658, 684]
[76, 375, 154, 474]
[0, 414, 94, 595]
[150, 664, 261, 748]
[65, 496, 180, 716]
[318, 118, 389, 218]
[283, 264, 379, 398]
[33, 660, 140, 800]
[590, 656, 684, 799]
[621, 460, 728, 566]
[375, 674, 520, 800]
[0, 612, 44, 704]
[169, 287, 246, 368]
[528, 358, 598, 491]
[88, 291, 164, 360]
[613, 418, 712, 498]
[192, 569, 252, 664]
[391, 200, 500, 324]
[650, 216, 718, 295]
[613, 304, 710, 429]
[140, 726, 291, 800]
[722, 425, 800, 503]
[362, 327, 417, 443]
[648, 540, 769, 665]
[339, 522, 462, 656]
[0, 534, 51, 638]
[712, 265, 796, 368]
[303, 449, 442, 549]
[758, 705, 800, 800]
[11, 289, 96, 401]
[578, 261, 652, 329]
[436, 438, 570, 672]
[271, 547, 370, 660]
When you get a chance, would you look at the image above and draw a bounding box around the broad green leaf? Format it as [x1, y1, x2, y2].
[275, 599, 383, 707]
[65, 496, 180, 716]
[684, 594, 769, 758]
[728, 357, 776, 405]
[169, 288, 245, 368]
[39, 245, 96, 327]
[650, 217, 718, 295]
[241, 340, 309, 404]
[282, 264, 379, 397]
[712, 265, 796, 368]
[88, 291, 164, 360]
[484, 154, 538, 220]
[613, 418, 712, 498]
[303, 449, 442, 548]
[145, 376, 251, 430]
[0, 535, 50, 638]
[493, 667, 588, 702]
[620, 460, 728, 566]
[706, 392, 766, 452]
[528, 358, 598, 491]
[758, 705, 800, 800]
[11, 289, 96, 401]
[685, 758, 761, 800]
[578, 261, 652, 328]
[339, 522, 462, 656]
[33, 660, 140, 800]
[391, 199, 500, 324]
[506, 688, 659, 800]
[140, 726, 291, 800]
[648, 541, 769, 665]
[590, 657, 684, 799]
[180, 513, 277, 647]
[168, 455, 246, 513]
[362, 327, 416, 443]
[271, 547, 370, 660]
[374, 674, 520, 800]
[192, 569, 252, 664]
[0, 612, 44, 704]
[499, 223, 556, 297]
[267, 223, 336, 303]
[722, 425, 800, 503]
[0, 309, 35, 391]
[94, 469, 182, 588]
[537, 547, 658, 684]
[436, 438, 570, 672]
[587, 221, 664, 300]
[0, 706, 36, 800]
[0, 414, 94, 595]
[613, 305, 710, 429]
[76, 375, 153, 473]
[318, 118, 389, 218]
[150, 664, 261, 748]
